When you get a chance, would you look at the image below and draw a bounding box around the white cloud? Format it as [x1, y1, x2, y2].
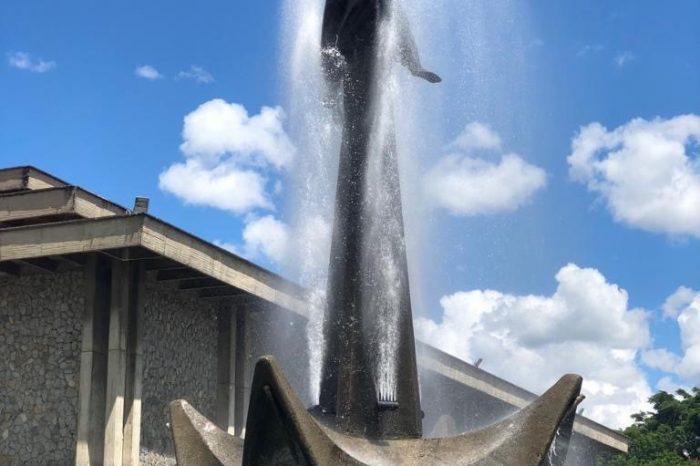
[576, 44, 605, 58]
[159, 160, 272, 213]
[177, 65, 215, 83]
[241, 215, 290, 263]
[449, 122, 502, 152]
[641, 348, 679, 372]
[656, 376, 688, 394]
[672, 287, 700, 382]
[415, 263, 652, 429]
[179, 99, 294, 168]
[614, 51, 635, 68]
[7, 51, 55, 73]
[159, 99, 295, 214]
[568, 115, 700, 238]
[425, 123, 547, 215]
[239, 214, 331, 269]
[663, 286, 697, 318]
[134, 65, 163, 80]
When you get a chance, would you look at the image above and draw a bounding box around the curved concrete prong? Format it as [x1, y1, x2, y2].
[431, 373, 583, 466]
[169, 399, 243, 466]
[242, 355, 362, 465]
[241, 356, 583, 466]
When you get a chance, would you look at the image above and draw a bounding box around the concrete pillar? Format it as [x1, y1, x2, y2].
[215, 304, 237, 434]
[233, 306, 251, 438]
[122, 263, 145, 466]
[103, 259, 129, 466]
[76, 255, 111, 466]
[102, 260, 144, 466]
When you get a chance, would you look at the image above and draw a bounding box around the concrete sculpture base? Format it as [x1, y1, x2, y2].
[170, 356, 583, 466]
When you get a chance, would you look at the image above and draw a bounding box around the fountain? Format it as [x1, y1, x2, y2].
[169, 1, 584, 464]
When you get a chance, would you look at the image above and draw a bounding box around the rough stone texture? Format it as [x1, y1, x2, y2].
[0, 271, 83, 466]
[140, 277, 218, 464]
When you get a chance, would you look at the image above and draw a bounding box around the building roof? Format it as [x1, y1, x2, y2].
[0, 165, 627, 453]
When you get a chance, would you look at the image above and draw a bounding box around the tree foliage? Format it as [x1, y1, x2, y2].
[605, 387, 700, 465]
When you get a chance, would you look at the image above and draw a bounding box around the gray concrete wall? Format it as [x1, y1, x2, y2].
[0, 271, 83, 466]
[139, 278, 218, 463]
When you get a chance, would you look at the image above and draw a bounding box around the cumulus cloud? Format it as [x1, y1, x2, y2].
[425, 123, 547, 216]
[614, 51, 635, 68]
[663, 286, 697, 318]
[576, 44, 605, 58]
[656, 376, 689, 394]
[241, 215, 290, 263]
[134, 65, 163, 80]
[415, 264, 652, 428]
[177, 65, 215, 83]
[159, 160, 272, 213]
[239, 214, 332, 269]
[179, 99, 294, 168]
[568, 115, 700, 238]
[670, 287, 700, 382]
[7, 51, 55, 73]
[641, 348, 679, 372]
[159, 99, 295, 214]
[449, 122, 502, 152]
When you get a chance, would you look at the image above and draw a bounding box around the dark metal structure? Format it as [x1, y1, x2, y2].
[318, 0, 440, 439]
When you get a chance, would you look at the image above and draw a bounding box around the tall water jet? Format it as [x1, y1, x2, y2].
[169, 2, 585, 464]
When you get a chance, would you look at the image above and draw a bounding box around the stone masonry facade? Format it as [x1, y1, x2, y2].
[140, 278, 218, 463]
[0, 268, 221, 466]
[0, 271, 83, 466]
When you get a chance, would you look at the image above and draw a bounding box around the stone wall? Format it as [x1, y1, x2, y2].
[0, 271, 83, 466]
[140, 278, 219, 463]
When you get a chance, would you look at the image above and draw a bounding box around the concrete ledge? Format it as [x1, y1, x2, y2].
[0, 186, 127, 225]
[0, 166, 69, 192]
[0, 214, 306, 315]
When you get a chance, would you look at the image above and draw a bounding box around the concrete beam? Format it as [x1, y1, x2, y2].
[17, 257, 59, 273]
[122, 263, 145, 466]
[156, 267, 203, 282]
[102, 259, 145, 466]
[0, 166, 68, 192]
[0, 186, 126, 226]
[0, 214, 307, 315]
[179, 277, 223, 290]
[75, 255, 111, 466]
[199, 287, 245, 299]
[103, 259, 130, 466]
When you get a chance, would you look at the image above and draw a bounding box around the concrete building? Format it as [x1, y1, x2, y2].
[0, 166, 627, 465]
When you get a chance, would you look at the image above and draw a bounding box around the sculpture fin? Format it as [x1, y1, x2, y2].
[168, 400, 243, 466]
[242, 356, 363, 466]
[435, 374, 584, 466]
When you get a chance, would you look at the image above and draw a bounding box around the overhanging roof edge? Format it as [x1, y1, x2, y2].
[0, 213, 307, 315]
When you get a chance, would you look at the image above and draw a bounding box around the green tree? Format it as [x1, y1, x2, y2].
[604, 387, 700, 465]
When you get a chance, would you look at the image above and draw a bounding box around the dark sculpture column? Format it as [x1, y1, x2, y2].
[318, 0, 435, 439]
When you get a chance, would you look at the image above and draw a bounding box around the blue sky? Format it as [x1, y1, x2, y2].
[2, 0, 699, 428]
